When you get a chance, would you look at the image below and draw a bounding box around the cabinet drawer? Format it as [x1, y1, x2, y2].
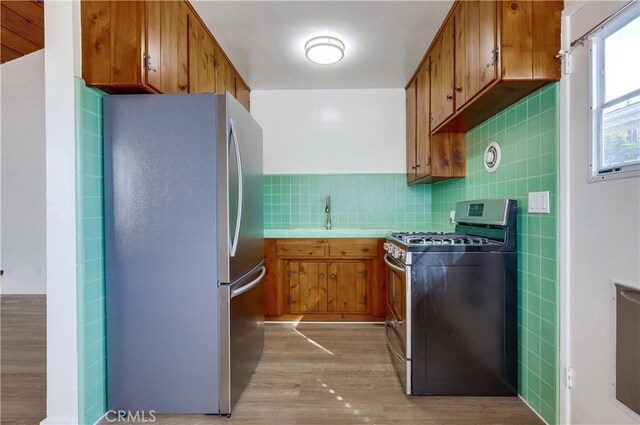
[276, 243, 326, 257]
[329, 243, 378, 258]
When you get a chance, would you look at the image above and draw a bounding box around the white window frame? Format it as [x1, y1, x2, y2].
[589, 4, 640, 182]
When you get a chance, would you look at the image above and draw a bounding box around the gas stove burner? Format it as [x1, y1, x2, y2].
[392, 232, 498, 247]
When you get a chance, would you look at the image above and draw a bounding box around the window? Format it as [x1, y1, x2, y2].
[590, 5, 640, 181]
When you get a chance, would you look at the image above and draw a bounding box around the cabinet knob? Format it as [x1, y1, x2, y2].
[455, 87, 462, 93]
[330, 274, 337, 279]
[320, 273, 325, 278]
[446, 95, 453, 100]
[179, 84, 188, 92]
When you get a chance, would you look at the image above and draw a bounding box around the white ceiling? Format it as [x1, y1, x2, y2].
[191, 1, 454, 90]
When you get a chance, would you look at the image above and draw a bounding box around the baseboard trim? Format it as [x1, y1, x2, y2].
[518, 395, 550, 425]
[1, 284, 46, 295]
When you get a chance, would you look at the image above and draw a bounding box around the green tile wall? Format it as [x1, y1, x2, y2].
[431, 83, 559, 424]
[75, 78, 107, 425]
[264, 174, 432, 231]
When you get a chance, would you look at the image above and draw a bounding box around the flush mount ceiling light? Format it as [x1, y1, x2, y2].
[305, 36, 345, 65]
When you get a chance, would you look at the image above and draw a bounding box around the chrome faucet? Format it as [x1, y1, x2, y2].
[325, 195, 332, 230]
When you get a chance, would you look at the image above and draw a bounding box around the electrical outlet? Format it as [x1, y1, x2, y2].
[449, 210, 456, 225]
[528, 191, 550, 214]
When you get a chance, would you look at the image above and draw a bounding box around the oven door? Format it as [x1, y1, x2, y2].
[384, 253, 411, 394]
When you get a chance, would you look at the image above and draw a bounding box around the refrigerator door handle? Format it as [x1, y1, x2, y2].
[231, 266, 266, 298]
[229, 118, 243, 258]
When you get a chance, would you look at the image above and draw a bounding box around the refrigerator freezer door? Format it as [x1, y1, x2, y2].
[219, 263, 266, 414]
[218, 94, 264, 284]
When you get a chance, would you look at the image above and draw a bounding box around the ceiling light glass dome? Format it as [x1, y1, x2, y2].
[305, 36, 345, 65]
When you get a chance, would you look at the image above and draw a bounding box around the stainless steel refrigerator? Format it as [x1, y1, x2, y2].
[104, 93, 264, 415]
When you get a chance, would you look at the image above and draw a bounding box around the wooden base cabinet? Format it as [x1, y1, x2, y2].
[288, 261, 370, 314]
[264, 239, 385, 322]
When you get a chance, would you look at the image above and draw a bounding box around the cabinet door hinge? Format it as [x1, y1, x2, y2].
[566, 367, 573, 389]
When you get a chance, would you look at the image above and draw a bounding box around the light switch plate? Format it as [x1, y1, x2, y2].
[528, 191, 550, 214]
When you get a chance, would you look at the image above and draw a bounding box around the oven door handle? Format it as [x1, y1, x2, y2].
[384, 254, 406, 275]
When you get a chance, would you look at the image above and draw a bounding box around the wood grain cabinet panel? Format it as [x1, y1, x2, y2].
[416, 61, 431, 180]
[81, 0, 250, 104]
[276, 242, 326, 258]
[265, 239, 385, 321]
[407, 0, 561, 137]
[406, 78, 418, 183]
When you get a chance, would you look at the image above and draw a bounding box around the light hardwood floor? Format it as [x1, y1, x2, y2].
[101, 324, 543, 425]
[0, 295, 46, 425]
[0, 297, 542, 425]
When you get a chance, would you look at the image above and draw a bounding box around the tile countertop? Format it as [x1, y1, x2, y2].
[264, 229, 395, 238]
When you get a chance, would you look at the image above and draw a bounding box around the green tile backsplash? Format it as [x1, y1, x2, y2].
[71, 78, 558, 425]
[264, 174, 432, 231]
[75, 78, 107, 425]
[431, 83, 559, 424]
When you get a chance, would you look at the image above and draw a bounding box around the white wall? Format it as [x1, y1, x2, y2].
[251, 89, 405, 174]
[41, 1, 82, 423]
[0, 50, 47, 294]
[562, 1, 640, 424]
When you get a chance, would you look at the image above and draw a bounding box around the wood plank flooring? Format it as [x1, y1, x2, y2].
[0, 297, 542, 425]
[102, 324, 543, 425]
[0, 295, 46, 425]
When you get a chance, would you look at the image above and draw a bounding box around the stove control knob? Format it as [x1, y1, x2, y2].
[398, 250, 404, 260]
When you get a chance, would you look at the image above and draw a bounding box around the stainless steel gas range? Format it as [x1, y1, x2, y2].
[384, 199, 518, 396]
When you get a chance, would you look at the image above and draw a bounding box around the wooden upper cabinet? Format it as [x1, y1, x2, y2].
[478, 0, 497, 90]
[81, 0, 250, 100]
[406, 78, 417, 183]
[430, 18, 454, 130]
[416, 61, 431, 180]
[235, 73, 251, 111]
[215, 53, 235, 96]
[454, 0, 497, 111]
[411, 0, 562, 134]
[144, 1, 162, 92]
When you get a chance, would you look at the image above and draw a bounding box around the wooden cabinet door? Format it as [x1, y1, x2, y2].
[188, 16, 215, 93]
[406, 78, 417, 183]
[463, 0, 481, 105]
[478, 0, 497, 90]
[416, 60, 431, 179]
[235, 73, 250, 111]
[454, 2, 467, 109]
[144, 1, 162, 92]
[158, 1, 182, 94]
[430, 33, 447, 128]
[177, 1, 189, 93]
[215, 51, 235, 96]
[440, 17, 455, 124]
[288, 261, 328, 313]
[328, 262, 369, 314]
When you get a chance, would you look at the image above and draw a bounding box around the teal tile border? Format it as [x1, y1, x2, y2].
[75, 78, 107, 425]
[431, 83, 560, 424]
